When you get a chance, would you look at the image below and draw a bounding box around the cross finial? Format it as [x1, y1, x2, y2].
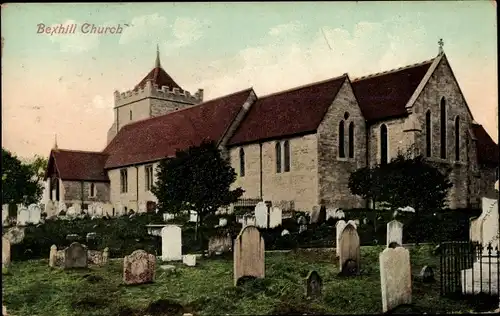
[155, 44, 161, 68]
[438, 38, 444, 55]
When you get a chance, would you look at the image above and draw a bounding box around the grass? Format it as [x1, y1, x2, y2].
[2, 245, 477, 316]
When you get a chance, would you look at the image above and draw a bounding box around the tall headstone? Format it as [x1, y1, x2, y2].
[2, 237, 11, 268]
[254, 202, 268, 228]
[123, 250, 156, 285]
[63, 242, 88, 269]
[234, 225, 265, 286]
[305, 270, 322, 299]
[380, 247, 412, 313]
[28, 204, 41, 224]
[208, 234, 232, 256]
[335, 220, 347, 257]
[310, 205, 320, 223]
[386, 220, 404, 248]
[161, 225, 182, 261]
[17, 206, 29, 226]
[338, 224, 360, 275]
[49, 244, 57, 267]
[269, 207, 282, 228]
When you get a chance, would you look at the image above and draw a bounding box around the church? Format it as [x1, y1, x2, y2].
[43, 43, 499, 216]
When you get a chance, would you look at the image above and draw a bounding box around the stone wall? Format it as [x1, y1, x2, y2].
[317, 79, 366, 209]
[61, 181, 110, 206]
[368, 118, 408, 168]
[230, 134, 319, 211]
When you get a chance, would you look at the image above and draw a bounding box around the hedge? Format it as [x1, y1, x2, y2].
[7, 207, 479, 261]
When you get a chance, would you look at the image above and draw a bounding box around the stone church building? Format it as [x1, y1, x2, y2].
[44, 45, 498, 215]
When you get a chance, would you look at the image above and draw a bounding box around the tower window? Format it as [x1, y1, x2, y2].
[338, 121, 345, 158]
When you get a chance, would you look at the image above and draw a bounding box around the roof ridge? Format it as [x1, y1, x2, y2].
[54, 148, 108, 155]
[119, 87, 254, 130]
[259, 73, 348, 99]
[351, 58, 436, 82]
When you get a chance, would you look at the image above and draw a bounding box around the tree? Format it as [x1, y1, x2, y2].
[2, 148, 44, 206]
[27, 155, 48, 184]
[348, 147, 453, 243]
[151, 141, 244, 250]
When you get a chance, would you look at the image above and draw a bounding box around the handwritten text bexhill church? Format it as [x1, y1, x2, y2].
[37, 23, 124, 35]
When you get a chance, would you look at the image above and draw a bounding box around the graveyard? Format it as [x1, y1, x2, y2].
[2, 244, 474, 316]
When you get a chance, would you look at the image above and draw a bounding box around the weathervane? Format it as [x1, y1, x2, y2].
[438, 38, 444, 55]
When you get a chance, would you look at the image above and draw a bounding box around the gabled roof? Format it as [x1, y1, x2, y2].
[227, 74, 348, 146]
[103, 88, 255, 169]
[134, 66, 183, 91]
[472, 124, 499, 166]
[351, 58, 435, 122]
[44, 149, 109, 182]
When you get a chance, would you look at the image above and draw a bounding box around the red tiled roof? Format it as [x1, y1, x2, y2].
[103, 88, 254, 169]
[472, 124, 499, 166]
[227, 75, 348, 146]
[45, 149, 109, 182]
[351, 59, 435, 122]
[134, 67, 182, 91]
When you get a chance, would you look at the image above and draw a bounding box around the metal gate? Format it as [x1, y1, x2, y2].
[439, 241, 475, 297]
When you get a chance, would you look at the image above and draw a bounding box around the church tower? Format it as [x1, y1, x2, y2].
[106, 45, 204, 145]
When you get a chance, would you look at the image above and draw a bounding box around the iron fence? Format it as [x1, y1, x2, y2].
[439, 241, 500, 299]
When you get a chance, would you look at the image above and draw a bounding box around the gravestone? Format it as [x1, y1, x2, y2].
[386, 220, 403, 248]
[281, 229, 290, 236]
[219, 217, 228, 227]
[334, 209, 345, 219]
[380, 247, 412, 313]
[2, 237, 11, 268]
[419, 266, 435, 283]
[269, 207, 282, 228]
[299, 225, 307, 234]
[338, 224, 360, 275]
[2, 204, 8, 225]
[234, 225, 265, 286]
[326, 208, 336, 221]
[102, 247, 109, 265]
[208, 234, 232, 255]
[182, 254, 196, 266]
[254, 202, 268, 228]
[17, 207, 29, 226]
[28, 204, 41, 224]
[335, 220, 347, 257]
[49, 244, 57, 267]
[163, 213, 175, 222]
[347, 219, 357, 229]
[45, 200, 55, 216]
[138, 201, 147, 213]
[189, 211, 198, 223]
[305, 270, 322, 299]
[469, 216, 481, 243]
[161, 225, 182, 261]
[66, 206, 77, 218]
[123, 250, 156, 285]
[310, 205, 321, 223]
[63, 242, 88, 269]
[297, 215, 307, 225]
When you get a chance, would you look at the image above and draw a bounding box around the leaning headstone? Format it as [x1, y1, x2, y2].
[269, 207, 282, 228]
[182, 254, 196, 267]
[63, 242, 88, 269]
[234, 225, 265, 286]
[338, 224, 360, 275]
[123, 250, 156, 285]
[419, 266, 435, 283]
[2, 237, 11, 268]
[161, 225, 182, 261]
[335, 220, 347, 257]
[49, 244, 57, 267]
[305, 270, 322, 299]
[254, 202, 268, 228]
[17, 206, 29, 226]
[380, 247, 412, 313]
[386, 220, 403, 248]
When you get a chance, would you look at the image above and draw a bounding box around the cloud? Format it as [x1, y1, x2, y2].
[119, 13, 170, 45]
[268, 21, 303, 37]
[162, 17, 210, 51]
[47, 20, 100, 53]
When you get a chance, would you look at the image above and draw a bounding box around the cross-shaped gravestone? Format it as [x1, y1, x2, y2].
[305, 270, 322, 299]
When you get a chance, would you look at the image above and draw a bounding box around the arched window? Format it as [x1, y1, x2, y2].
[129, 110, 133, 120]
[275, 142, 282, 173]
[425, 110, 432, 157]
[455, 116, 460, 161]
[338, 121, 345, 158]
[380, 124, 388, 165]
[284, 140, 291, 172]
[440, 97, 447, 159]
[239, 148, 245, 177]
[348, 122, 354, 158]
[90, 183, 95, 197]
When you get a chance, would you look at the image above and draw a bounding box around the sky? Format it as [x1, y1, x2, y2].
[1, 1, 498, 159]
